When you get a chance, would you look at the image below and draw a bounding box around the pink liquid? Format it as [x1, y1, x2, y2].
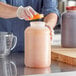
[24, 24, 51, 68]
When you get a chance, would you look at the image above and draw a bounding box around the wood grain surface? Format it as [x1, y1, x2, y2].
[51, 46, 76, 65]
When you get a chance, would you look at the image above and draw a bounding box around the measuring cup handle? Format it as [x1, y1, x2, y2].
[11, 35, 17, 50]
[10, 61, 17, 76]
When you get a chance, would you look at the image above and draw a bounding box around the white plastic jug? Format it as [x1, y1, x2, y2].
[24, 21, 51, 68]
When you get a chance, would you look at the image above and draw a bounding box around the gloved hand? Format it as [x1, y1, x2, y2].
[16, 6, 37, 20]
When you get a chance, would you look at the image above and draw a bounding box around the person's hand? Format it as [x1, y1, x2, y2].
[45, 25, 54, 40]
[16, 6, 37, 20]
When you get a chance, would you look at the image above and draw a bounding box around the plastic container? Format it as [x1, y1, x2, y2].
[61, 6, 76, 47]
[24, 21, 51, 68]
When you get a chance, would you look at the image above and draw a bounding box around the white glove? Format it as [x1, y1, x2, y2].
[16, 6, 37, 20]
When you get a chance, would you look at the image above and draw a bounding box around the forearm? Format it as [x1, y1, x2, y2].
[44, 13, 58, 29]
[0, 2, 18, 18]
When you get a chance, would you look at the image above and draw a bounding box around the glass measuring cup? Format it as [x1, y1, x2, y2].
[0, 32, 17, 58]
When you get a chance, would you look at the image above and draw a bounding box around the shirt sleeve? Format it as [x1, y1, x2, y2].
[0, 0, 7, 3]
[41, 0, 59, 17]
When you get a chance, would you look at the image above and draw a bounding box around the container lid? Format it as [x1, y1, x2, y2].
[66, 6, 76, 10]
[30, 21, 45, 29]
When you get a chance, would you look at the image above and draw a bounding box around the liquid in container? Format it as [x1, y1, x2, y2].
[61, 6, 76, 47]
[24, 21, 51, 68]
